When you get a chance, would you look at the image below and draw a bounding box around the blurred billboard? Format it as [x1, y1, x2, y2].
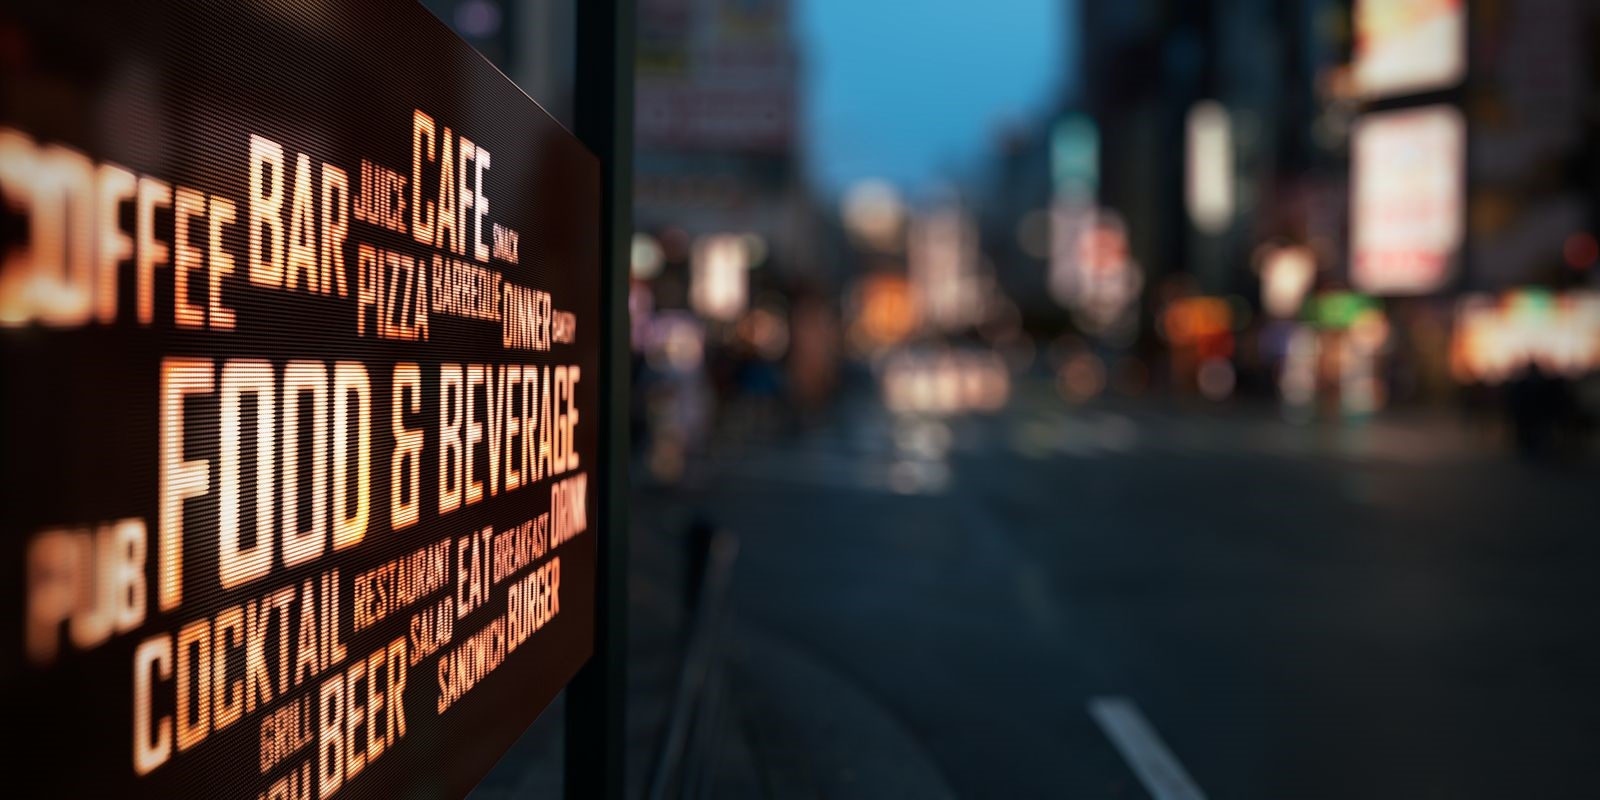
[1350, 105, 1465, 295]
[1352, 0, 1466, 98]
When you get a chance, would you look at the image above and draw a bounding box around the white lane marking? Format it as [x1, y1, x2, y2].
[1088, 696, 1208, 800]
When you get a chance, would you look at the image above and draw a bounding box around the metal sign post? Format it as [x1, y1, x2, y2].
[568, 0, 633, 798]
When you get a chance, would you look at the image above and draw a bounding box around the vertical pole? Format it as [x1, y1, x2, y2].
[568, 0, 632, 797]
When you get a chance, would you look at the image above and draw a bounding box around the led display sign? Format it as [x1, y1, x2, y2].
[0, 1, 600, 796]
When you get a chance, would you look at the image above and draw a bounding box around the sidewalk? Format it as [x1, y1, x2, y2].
[624, 462, 960, 799]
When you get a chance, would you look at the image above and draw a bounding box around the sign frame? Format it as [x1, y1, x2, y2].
[565, 0, 633, 798]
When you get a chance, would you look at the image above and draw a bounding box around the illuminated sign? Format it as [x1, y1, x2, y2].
[1184, 101, 1234, 235]
[1049, 206, 1141, 342]
[1257, 244, 1316, 319]
[1, 1, 599, 797]
[1452, 290, 1600, 384]
[908, 208, 980, 332]
[851, 273, 915, 348]
[1050, 114, 1098, 203]
[1353, 0, 1466, 99]
[1351, 105, 1465, 296]
[689, 233, 749, 322]
[881, 349, 1008, 415]
[1305, 291, 1381, 330]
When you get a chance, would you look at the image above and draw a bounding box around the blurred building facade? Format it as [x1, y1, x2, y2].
[633, 0, 813, 297]
[1044, 0, 1600, 410]
[1078, 0, 1338, 298]
[421, 0, 1600, 424]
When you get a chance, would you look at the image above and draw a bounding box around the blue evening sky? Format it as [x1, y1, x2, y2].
[798, 0, 1070, 198]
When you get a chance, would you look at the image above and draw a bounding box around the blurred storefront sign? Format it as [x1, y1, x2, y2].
[1305, 291, 1381, 330]
[1278, 292, 1392, 417]
[1162, 296, 1235, 347]
[851, 272, 917, 349]
[1050, 206, 1142, 343]
[1350, 105, 1465, 295]
[842, 179, 906, 253]
[881, 349, 1009, 415]
[1352, 0, 1465, 99]
[1159, 295, 1242, 401]
[632, 232, 667, 280]
[690, 233, 752, 321]
[908, 208, 982, 331]
[1452, 289, 1600, 384]
[1050, 113, 1099, 203]
[1185, 101, 1235, 235]
[1258, 244, 1318, 318]
[0, 1, 603, 796]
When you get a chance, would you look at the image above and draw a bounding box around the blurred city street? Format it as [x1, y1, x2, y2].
[422, 0, 1600, 793]
[645, 379, 1600, 798]
[8, 0, 1600, 797]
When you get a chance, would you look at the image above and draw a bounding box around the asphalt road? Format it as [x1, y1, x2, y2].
[678, 384, 1600, 798]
